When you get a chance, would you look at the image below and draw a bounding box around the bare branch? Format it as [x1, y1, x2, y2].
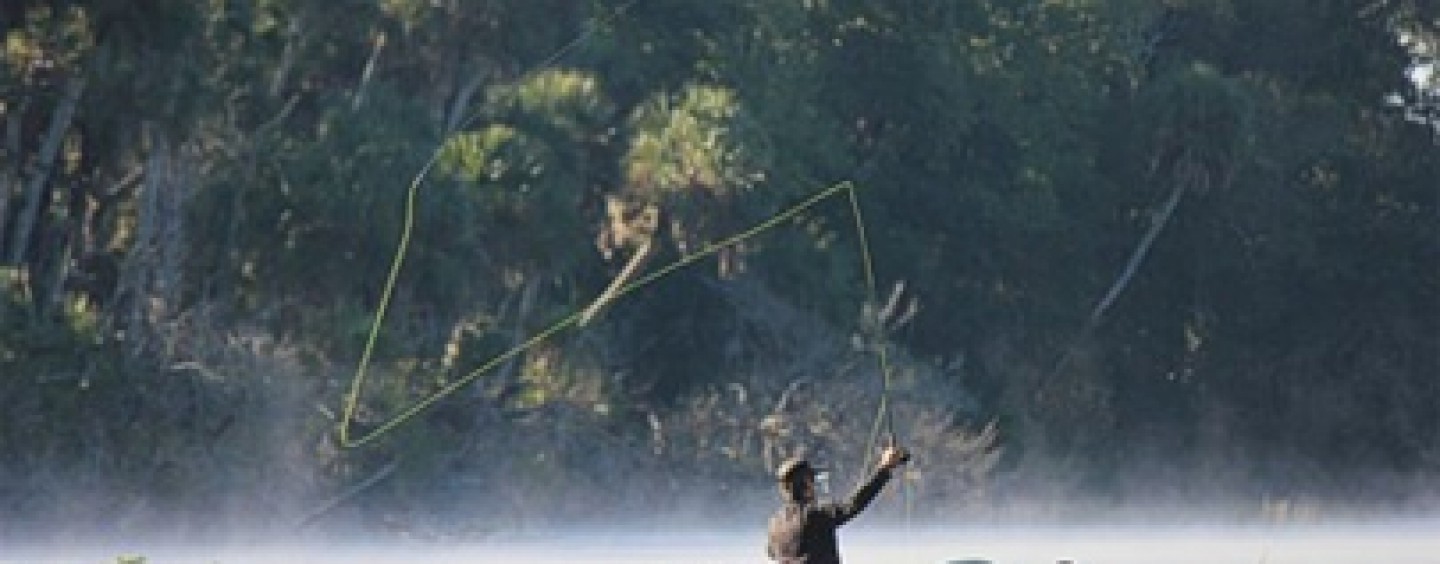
[294, 458, 399, 530]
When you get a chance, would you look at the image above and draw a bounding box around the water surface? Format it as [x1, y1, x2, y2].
[10, 524, 1439, 563]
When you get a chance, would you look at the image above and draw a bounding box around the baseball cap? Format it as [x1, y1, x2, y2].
[776, 458, 828, 482]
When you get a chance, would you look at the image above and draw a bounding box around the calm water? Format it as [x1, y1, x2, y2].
[8, 525, 1439, 563]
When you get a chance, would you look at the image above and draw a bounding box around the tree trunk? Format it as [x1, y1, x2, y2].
[0, 97, 29, 257]
[8, 76, 84, 265]
[269, 14, 303, 99]
[1047, 150, 1198, 381]
[117, 128, 192, 360]
[579, 236, 654, 326]
[500, 274, 540, 387]
[1085, 173, 1188, 326]
[352, 31, 387, 111]
[43, 224, 74, 315]
[446, 72, 486, 134]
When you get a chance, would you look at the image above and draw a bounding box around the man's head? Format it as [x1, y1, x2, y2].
[776, 458, 822, 503]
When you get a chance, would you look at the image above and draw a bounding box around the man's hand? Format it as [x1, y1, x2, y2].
[878, 444, 911, 471]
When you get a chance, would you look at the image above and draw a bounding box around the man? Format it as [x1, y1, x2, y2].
[766, 444, 910, 563]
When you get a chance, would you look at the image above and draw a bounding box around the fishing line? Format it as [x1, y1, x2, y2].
[849, 185, 913, 531]
[337, 1, 907, 476]
[339, 180, 866, 448]
[338, 0, 639, 448]
[849, 186, 897, 470]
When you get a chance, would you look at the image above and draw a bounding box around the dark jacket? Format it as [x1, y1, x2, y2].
[766, 468, 892, 563]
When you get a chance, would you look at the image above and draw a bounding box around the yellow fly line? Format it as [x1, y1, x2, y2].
[336, 178, 896, 449]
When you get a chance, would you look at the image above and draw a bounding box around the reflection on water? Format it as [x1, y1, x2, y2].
[8, 524, 1440, 563]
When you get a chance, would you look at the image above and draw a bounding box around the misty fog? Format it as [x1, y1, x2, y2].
[6, 523, 1440, 563]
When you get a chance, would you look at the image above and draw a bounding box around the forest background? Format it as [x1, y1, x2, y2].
[2, 0, 1438, 541]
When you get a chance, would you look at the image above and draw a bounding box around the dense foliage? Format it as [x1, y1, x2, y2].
[2, 0, 1437, 537]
